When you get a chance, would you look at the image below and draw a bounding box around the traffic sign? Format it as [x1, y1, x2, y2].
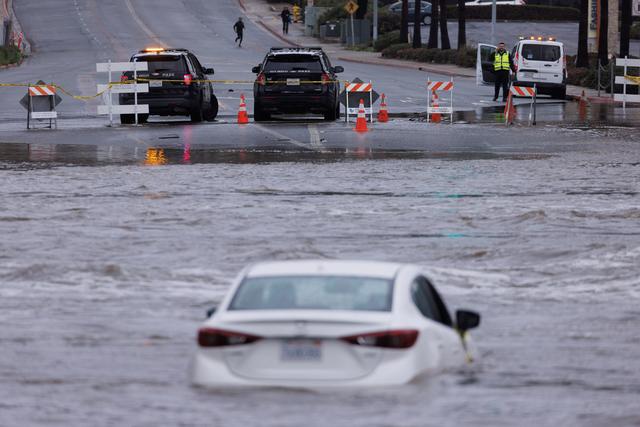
[344, 0, 359, 15]
[339, 77, 379, 112]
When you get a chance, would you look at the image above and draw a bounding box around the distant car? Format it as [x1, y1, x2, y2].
[465, 0, 526, 5]
[119, 48, 218, 124]
[191, 260, 481, 388]
[388, 1, 432, 25]
[251, 47, 343, 121]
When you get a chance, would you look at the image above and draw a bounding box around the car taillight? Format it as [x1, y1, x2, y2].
[321, 73, 331, 84]
[121, 74, 129, 82]
[256, 73, 266, 86]
[184, 74, 193, 86]
[198, 328, 261, 347]
[341, 329, 419, 349]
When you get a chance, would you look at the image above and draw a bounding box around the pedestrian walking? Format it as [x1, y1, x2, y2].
[233, 17, 245, 47]
[491, 42, 515, 102]
[280, 7, 291, 34]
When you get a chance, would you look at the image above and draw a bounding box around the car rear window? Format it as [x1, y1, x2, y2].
[229, 275, 394, 312]
[521, 44, 561, 62]
[134, 55, 186, 74]
[263, 55, 323, 73]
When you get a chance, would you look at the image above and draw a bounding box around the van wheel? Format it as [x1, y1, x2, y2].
[552, 87, 567, 100]
[204, 94, 219, 121]
[120, 114, 134, 125]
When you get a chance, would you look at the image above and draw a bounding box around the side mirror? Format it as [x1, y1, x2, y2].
[206, 306, 217, 318]
[204, 67, 214, 75]
[456, 310, 480, 333]
[332, 66, 344, 74]
[252, 66, 261, 74]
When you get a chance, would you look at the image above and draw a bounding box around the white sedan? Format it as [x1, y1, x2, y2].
[191, 260, 480, 387]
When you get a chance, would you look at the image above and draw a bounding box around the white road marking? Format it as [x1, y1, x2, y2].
[308, 124, 325, 150]
[254, 124, 321, 151]
[124, 0, 168, 47]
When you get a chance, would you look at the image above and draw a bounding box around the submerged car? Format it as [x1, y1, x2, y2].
[191, 260, 480, 387]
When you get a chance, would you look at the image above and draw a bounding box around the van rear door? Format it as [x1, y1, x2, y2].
[516, 43, 563, 85]
[476, 44, 496, 85]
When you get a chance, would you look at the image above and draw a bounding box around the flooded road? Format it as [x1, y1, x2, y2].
[1, 126, 640, 426]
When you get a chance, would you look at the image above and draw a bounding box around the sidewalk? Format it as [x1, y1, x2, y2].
[240, 0, 610, 103]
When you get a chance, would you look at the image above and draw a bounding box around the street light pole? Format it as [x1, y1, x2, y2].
[373, 0, 378, 42]
[491, 0, 497, 45]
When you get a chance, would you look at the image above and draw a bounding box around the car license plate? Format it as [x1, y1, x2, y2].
[281, 339, 321, 361]
[149, 80, 163, 88]
[286, 78, 300, 86]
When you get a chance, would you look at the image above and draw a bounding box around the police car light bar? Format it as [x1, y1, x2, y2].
[519, 36, 557, 42]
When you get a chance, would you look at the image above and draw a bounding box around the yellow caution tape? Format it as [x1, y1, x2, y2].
[625, 75, 640, 84]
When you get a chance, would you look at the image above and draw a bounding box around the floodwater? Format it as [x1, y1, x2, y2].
[1, 128, 640, 427]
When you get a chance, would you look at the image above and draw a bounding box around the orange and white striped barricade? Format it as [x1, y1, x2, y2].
[507, 84, 537, 126]
[426, 77, 454, 123]
[345, 80, 374, 123]
[26, 83, 58, 130]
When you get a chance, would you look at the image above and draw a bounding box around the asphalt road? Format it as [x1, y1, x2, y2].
[0, 0, 571, 126]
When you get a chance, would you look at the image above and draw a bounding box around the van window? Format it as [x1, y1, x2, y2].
[521, 44, 561, 62]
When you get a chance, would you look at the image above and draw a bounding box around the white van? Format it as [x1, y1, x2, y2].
[476, 38, 567, 99]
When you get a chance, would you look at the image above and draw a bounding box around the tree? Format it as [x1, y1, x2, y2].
[597, 0, 608, 65]
[428, 0, 439, 48]
[620, 0, 632, 57]
[400, 0, 409, 44]
[440, 0, 451, 49]
[413, 0, 422, 48]
[457, 0, 467, 50]
[355, 0, 368, 19]
[576, 0, 589, 67]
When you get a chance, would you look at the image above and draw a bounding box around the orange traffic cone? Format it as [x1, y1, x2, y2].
[378, 93, 389, 123]
[237, 94, 249, 124]
[430, 90, 441, 123]
[578, 89, 588, 121]
[354, 99, 368, 132]
[504, 92, 516, 125]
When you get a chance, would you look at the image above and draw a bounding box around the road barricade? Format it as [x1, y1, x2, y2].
[96, 60, 149, 126]
[505, 84, 537, 126]
[426, 78, 454, 124]
[614, 57, 640, 109]
[25, 83, 58, 130]
[345, 81, 374, 123]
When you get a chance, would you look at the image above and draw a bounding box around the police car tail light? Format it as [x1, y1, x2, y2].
[198, 328, 262, 347]
[341, 329, 419, 349]
[121, 74, 129, 82]
[256, 73, 266, 86]
[321, 73, 331, 83]
[183, 74, 193, 86]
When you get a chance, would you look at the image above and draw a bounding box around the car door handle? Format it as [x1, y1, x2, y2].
[544, 64, 552, 67]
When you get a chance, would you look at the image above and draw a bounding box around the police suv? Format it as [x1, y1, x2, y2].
[251, 47, 344, 121]
[119, 48, 218, 124]
[477, 37, 567, 99]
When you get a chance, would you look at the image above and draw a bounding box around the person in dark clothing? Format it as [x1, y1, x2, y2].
[491, 42, 515, 102]
[280, 8, 291, 34]
[233, 17, 245, 47]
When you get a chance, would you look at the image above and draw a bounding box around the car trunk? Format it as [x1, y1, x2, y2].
[517, 43, 564, 85]
[126, 55, 190, 98]
[217, 311, 391, 381]
[262, 55, 325, 95]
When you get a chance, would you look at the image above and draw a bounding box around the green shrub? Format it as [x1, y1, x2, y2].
[374, 30, 401, 51]
[0, 46, 21, 66]
[447, 5, 579, 21]
[381, 45, 477, 68]
[381, 43, 412, 57]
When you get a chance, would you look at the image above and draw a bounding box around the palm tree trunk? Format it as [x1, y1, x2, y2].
[576, 0, 589, 67]
[400, 0, 409, 43]
[440, 0, 451, 49]
[597, 0, 608, 65]
[457, 0, 466, 50]
[427, 0, 439, 48]
[620, 0, 631, 57]
[413, 0, 422, 48]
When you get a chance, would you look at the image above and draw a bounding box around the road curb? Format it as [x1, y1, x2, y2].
[335, 55, 474, 78]
[237, 0, 246, 12]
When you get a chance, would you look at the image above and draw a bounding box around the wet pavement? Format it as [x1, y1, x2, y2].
[1, 122, 640, 426]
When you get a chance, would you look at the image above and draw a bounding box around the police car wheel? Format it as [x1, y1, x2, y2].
[254, 105, 271, 122]
[191, 101, 204, 123]
[120, 114, 135, 125]
[204, 94, 219, 121]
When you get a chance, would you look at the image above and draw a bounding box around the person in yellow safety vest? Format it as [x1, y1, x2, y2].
[491, 42, 515, 102]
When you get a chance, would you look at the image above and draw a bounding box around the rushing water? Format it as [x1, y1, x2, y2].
[1, 127, 640, 426]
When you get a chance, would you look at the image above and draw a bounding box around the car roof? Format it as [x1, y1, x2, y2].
[517, 40, 563, 47]
[267, 47, 324, 57]
[246, 260, 403, 280]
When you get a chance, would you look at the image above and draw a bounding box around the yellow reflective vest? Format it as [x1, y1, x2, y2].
[494, 51, 511, 71]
